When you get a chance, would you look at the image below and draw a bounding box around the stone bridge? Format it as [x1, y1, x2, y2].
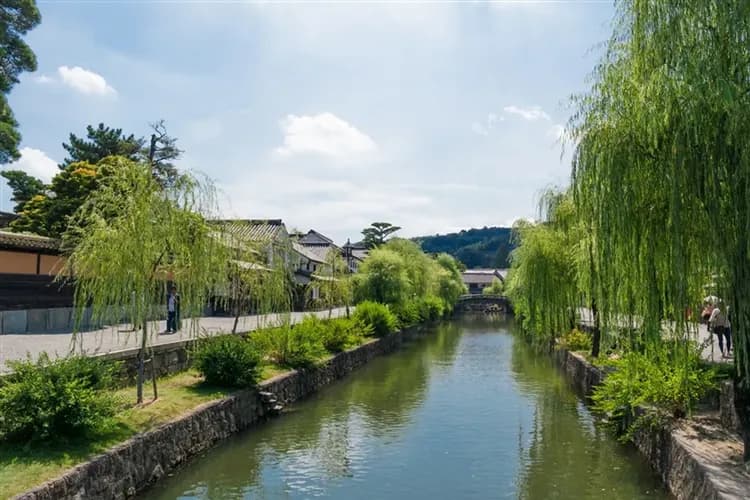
[455, 294, 512, 314]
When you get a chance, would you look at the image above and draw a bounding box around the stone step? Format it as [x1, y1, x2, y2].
[271, 404, 284, 413]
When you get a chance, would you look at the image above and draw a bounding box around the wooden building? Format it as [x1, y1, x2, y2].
[0, 231, 73, 310]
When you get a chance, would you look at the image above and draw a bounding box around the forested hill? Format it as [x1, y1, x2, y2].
[414, 227, 514, 269]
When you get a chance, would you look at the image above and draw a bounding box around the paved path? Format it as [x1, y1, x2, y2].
[0, 308, 349, 372]
[579, 308, 730, 364]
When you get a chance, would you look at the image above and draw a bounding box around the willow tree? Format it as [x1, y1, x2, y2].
[312, 248, 352, 318]
[435, 253, 467, 312]
[220, 221, 293, 333]
[62, 156, 229, 404]
[570, 0, 750, 458]
[505, 191, 582, 349]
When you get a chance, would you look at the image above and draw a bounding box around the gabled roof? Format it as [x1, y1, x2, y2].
[0, 230, 60, 253]
[462, 268, 505, 284]
[213, 219, 287, 243]
[299, 229, 334, 246]
[292, 242, 327, 264]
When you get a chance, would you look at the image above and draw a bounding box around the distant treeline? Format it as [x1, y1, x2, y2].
[414, 227, 514, 269]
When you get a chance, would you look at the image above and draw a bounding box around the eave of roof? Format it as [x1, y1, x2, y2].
[292, 242, 327, 263]
[0, 231, 60, 253]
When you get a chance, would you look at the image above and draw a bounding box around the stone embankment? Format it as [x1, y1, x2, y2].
[554, 349, 750, 500]
[15, 326, 427, 500]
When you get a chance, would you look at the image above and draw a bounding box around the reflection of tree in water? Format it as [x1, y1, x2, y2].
[145, 321, 465, 499]
[509, 337, 666, 500]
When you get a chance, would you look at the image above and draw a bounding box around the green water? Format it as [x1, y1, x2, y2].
[142, 317, 668, 499]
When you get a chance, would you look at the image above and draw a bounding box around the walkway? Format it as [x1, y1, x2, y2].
[578, 308, 730, 363]
[0, 308, 349, 372]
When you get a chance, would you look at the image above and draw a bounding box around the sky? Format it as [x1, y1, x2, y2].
[2, 0, 615, 244]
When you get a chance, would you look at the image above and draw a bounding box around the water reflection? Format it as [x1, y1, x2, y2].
[143, 317, 666, 500]
[510, 337, 666, 499]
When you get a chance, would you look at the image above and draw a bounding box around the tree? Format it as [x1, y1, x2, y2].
[435, 252, 467, 311]
[146, 119, 182, 187]
[61, 124, 143, 168]
[221, 221, 293, 334]
[0, 1, 41, 163]
[8, 122, 183, 236]
[354, 247, 410, 305]
[10, 161, 104, 237]
[362, 222, 401, 248]
[482, 277, 504, 296]
[61, 157, 229, 404]
[569, 0, 750, 457]
[0, 170, 43, 212]
[313, 248, 352, 318]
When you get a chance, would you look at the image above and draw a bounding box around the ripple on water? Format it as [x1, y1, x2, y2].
[141, 319, 668, 500]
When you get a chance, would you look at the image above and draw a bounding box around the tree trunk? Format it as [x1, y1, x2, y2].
[136, 317, 148, 404]
[733, 377, 750, 462]
[151, 352, 159, 401]
[591, 300, 601, 358]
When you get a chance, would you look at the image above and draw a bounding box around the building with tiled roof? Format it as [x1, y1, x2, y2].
[0, 230, 60, 253]
[298, 229, 334, 247]
[0, 231, 71, 311]
[461, 268, 506, 295]
[215, 219, 287, 242]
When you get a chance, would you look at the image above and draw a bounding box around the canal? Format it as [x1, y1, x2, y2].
[143, 316, 667, 499]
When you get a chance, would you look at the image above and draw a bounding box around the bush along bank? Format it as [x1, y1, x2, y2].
[7, 305, 428, 500]
[553, 331, 750, 499]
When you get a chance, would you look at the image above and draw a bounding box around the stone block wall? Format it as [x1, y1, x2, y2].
[15, 325, 426, 500]
[720, 380, 742, 433]
[554, 348, 750, 500]
[102, 339, 195, 384]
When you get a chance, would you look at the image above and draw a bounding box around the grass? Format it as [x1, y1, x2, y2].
[0, 370, 241, 499]
[1, 331, 378, 498]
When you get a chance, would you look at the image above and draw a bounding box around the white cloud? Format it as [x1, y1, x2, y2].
[275, 112, 377, 159]
[472, 112, 504, 136]
[34, 75, 54, 84]
[4, 147, 58, 183]
[503, 105, 551, 122]
[57, 66, 116, 96]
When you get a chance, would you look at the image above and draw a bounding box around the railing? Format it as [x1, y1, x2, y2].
[457, 294, 505, 301]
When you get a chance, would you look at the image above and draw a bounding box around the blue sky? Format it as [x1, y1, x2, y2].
[3, 0, 614, 244]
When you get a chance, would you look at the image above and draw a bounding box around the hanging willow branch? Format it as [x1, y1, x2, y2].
[60, 156, 230, 404]
[568, 0, 750, 459]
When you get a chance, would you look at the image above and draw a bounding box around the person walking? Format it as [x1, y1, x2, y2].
[709, 303, 732, 358]
[166, 286, 180, 333]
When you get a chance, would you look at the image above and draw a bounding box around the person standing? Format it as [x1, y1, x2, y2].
[709, 303, 732, 358]
[166, 286, 180, 333]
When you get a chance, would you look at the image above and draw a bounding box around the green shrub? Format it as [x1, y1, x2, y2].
[482, 277, 504, 296]
[0, 354, 119, 443]
[195, 334, 261, 388]
[321, 317, 371, 352]
[558, 328, 592, 352]
[419, 295, 445, 321]
[392, 300, 421, 327]
[251, 320, 327, 369]
[353, 301, 398, 337]
[592, 341, 716, 438]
